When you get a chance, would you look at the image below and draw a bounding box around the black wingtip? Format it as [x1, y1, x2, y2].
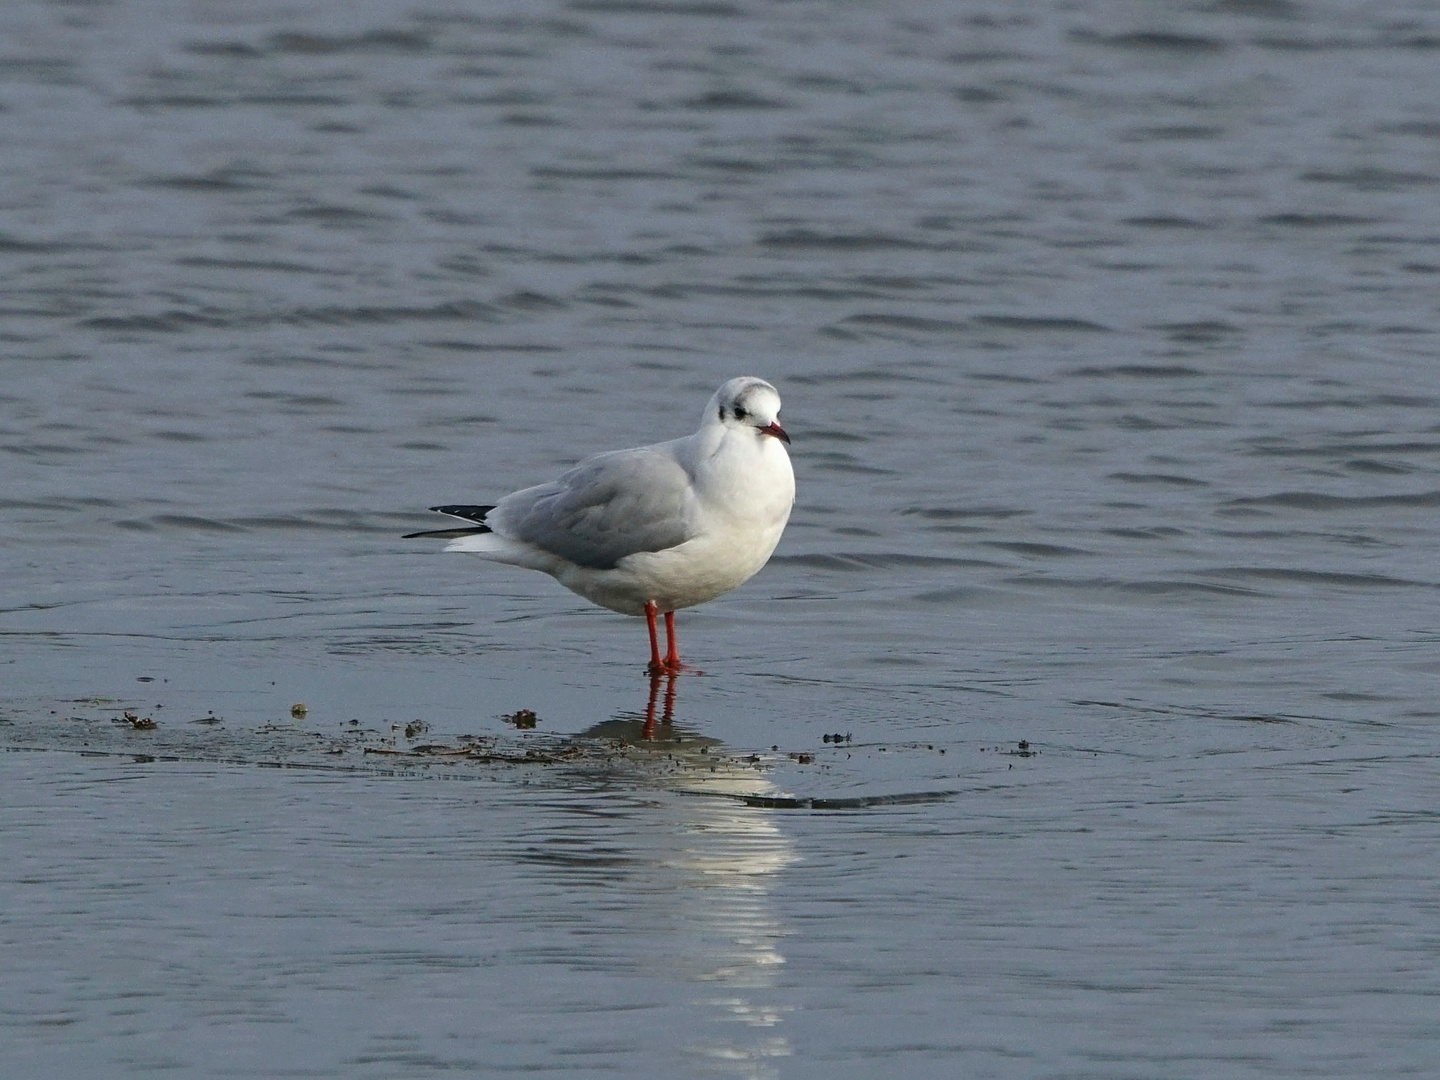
[403, 526, 491, 540]
[430, 504, 496, 525]
[405, 504, 496, 540]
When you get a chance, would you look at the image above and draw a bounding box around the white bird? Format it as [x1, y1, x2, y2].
[405, 377, 795, 675]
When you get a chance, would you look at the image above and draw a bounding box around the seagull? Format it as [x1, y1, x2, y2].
[405, 377, 795, 675]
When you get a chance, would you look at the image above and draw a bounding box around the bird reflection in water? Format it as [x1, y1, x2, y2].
[579, 671, 683, 743]
[643, 671, 677, 740]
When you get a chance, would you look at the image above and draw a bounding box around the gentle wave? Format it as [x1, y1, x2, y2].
[79, 299, 502, 333]
[1227, 491, 1440, 510]
[771, 553, 1004, 571]
[1198, 567, 1430, 588]
[1108, 472, 1210, 487]
[111, 512, 418, 535]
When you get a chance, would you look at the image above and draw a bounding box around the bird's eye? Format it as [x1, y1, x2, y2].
[733, 406, 748, 420]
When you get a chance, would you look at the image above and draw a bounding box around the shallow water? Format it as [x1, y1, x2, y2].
[4, 0, 1440, 1076]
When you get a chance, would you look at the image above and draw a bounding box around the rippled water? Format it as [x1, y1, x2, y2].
[5, 0, 1440, 1076]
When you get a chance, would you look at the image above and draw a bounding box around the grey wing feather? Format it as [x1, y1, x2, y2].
[491, 446, 695, 569]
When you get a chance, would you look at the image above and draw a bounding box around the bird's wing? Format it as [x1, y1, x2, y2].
[490, 445, 696, 570]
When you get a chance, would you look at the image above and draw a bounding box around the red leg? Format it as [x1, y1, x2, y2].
[645, 601, 664, 676]
[663, 610, 682, 672]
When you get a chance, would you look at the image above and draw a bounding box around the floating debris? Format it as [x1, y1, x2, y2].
[362, 741, 585, 766]
[12, 702, 929, 808]
[822, 732, 853, 744]
[404, 719, 428, 739]
[982, 741, 1037, 757]
[503, 709, 538, 729]
[290, 703, 309, 719]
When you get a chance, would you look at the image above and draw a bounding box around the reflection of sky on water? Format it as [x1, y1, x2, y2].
[576, 682, 797, 1078]
[670, 781, 794, 1076]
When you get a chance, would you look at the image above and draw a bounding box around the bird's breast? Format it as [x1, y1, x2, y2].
[694, 440, 794, 526]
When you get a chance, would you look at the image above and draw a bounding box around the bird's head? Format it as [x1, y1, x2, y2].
[707, 377, 790, 444]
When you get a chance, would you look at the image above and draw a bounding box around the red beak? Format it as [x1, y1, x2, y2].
[759, 421, 790, 444]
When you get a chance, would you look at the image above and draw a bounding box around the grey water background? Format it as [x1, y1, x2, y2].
[4, 0, 1440, 1075]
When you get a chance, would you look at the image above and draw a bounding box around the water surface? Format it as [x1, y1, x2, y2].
[4, 0, 1440, 1075]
